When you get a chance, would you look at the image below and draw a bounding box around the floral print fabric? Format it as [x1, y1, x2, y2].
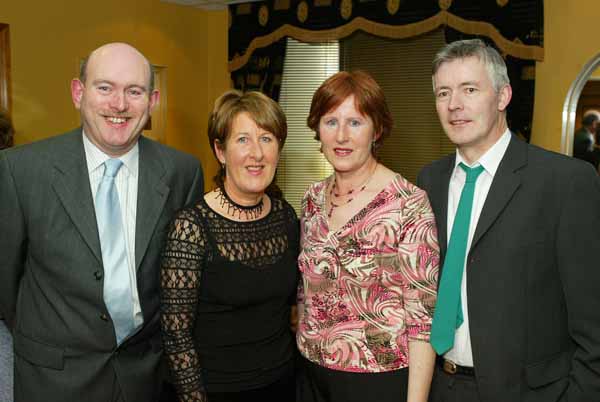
[297, 174, 440, 373]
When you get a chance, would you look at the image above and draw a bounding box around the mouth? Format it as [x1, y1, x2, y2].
[246, 165, 265, 176]
[103, 115, 131, 126]
[333, 147, 353, 156]
[449, 119, 471, 126]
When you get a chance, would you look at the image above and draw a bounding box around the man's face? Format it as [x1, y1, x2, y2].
[71, 44, 159, 157]
[433, 56, 511, 163]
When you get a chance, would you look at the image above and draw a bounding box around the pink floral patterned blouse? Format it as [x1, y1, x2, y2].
[297, 174, 440, 373]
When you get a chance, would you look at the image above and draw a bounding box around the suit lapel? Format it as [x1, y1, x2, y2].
[431, 156, 454, 259]
[471, 135, 526, 249]
[51, 130, 103, 264]
[135, 137, 170, 270]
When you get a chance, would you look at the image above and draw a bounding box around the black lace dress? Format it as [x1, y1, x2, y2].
[160, 196, 299, 401]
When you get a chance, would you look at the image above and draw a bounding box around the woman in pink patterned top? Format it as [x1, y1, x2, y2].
[297, 71, 440, 402]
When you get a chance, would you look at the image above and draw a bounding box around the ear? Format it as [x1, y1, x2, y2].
[71, 79, 84, 109]
[497, 84, 512, 112]
[214, 139, 226, 164]
[148, 89, 160, 110]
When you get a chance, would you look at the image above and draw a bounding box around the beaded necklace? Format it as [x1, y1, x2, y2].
[327, 164, 378, 218]
[216, 186, 264, 220]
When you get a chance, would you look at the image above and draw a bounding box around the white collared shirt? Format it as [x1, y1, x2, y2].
[83, 133, 143, 330]
[444, 129, 511, 367]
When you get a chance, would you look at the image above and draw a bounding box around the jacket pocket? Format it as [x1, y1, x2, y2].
[14, 331, 64, 370]
[525, 351, 571, 388]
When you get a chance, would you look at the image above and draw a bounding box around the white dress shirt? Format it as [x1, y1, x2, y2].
[444, 129, 511, 367]
[83, 133, 143, 330]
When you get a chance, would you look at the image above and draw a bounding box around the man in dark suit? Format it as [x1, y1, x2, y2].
[418, 39, 600, 402]
[573, 110, 600, 169]
[0, 43, 203, 402]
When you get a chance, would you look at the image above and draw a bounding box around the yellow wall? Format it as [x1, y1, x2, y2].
[0, 0, 229, 188]
[531, 0, 600, 152]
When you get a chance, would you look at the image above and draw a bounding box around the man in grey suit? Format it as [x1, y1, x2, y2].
[418, 39, 600, 402]
[0, 43, 203, 402]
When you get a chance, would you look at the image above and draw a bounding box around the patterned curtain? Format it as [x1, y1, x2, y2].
[229, 0, 542, 139]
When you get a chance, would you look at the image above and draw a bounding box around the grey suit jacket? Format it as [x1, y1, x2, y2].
[0, 129, 204, 402]
[418, 135, 600, 402]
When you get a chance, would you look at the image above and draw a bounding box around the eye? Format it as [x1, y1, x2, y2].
[127, 88, 144, 97]
[349, 119, 362, 127]
[237, 136, 249, 144]
[260, 134, 275, 143]
[323, 118, 337, 127]
[97, 85, 111, 93]
[436, 90, 449, 99]
[465, 87, 477, 94]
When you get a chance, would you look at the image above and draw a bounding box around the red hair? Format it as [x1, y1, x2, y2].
[307, 70, 393, 155]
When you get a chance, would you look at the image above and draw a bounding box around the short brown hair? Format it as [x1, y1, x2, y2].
[0, 109, 14, 150]
[307, 70, 393, 156]
[208, 90, 287, 195]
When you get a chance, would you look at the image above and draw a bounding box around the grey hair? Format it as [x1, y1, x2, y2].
[79, 54, 155, 93]
[432, 39, 510, 93]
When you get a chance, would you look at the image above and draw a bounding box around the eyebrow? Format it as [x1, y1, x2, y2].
[91, 79, 148, 91]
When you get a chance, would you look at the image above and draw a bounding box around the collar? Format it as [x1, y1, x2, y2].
[82, 130, 139, 177]
[453, 129, 511, 177]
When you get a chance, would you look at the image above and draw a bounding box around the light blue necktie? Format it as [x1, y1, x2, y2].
[430, 163, 485, 355]
[96, 159, 135, 345]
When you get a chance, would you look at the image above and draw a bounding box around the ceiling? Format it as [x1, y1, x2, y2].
[161, 0, 263, 11]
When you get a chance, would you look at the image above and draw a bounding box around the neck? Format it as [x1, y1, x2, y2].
[333, 158, 378, 194]
[458, 120, 507, 165]
[222, 180, 264, 206]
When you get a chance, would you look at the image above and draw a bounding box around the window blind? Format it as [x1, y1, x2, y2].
[277, 38, 339, 213]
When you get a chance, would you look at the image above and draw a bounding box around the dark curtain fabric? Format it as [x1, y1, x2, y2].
[230, 38, 286, 101]
[229, 0, 543, 73]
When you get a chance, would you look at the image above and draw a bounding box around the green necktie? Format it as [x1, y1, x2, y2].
[430, 163, 485, 355]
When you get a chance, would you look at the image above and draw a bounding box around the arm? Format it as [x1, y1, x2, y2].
[407, 341, 436, 402]
[402, 189, 440, 402]
[0, 151, 26, 329]
[160, 208, 207, 402]
[557, 164, 600, 401]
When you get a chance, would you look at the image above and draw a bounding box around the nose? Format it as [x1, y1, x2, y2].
[448, 93, 463, 111]
[109, 91, 128, 112]
[249, 139, 264, 161]
[335, 124, 349, 143]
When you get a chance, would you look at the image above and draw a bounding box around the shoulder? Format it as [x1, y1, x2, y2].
[3, 129, 81, 161]
[524, 140, 592, 176]
[303, 177, 328, 201]
[420, 153, 454, 176]
[271, 196, 298, 220]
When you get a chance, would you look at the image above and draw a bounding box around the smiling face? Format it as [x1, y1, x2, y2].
[71, 43, 159, 157]
[215, 112, 280, 203]
[318, 95, 378, 174]
[433, 56, 511, 163]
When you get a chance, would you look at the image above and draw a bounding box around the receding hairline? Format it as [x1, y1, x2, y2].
[79, 43, 155, 92]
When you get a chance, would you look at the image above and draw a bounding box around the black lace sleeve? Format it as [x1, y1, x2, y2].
[160, 207, 207, 402]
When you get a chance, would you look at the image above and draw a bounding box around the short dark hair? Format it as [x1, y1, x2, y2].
[307, 70, 393, 156]
[208, 90, 287, 196]
[0, 109, 14, 150]
[79, 53, 156, 93]
[582, 112, 600, 128]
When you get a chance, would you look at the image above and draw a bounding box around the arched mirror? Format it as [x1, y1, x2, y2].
[561, 52, 600, 156]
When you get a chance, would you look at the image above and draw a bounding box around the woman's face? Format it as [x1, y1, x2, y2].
[215, 111, 280, 201]
[318, 95, 378, 174]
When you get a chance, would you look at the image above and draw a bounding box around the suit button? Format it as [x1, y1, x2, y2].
[94, 271, 103, 280]
[100, 313, 109, 321]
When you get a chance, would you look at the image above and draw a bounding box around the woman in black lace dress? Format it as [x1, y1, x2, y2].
[160, 90, 298, 402]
